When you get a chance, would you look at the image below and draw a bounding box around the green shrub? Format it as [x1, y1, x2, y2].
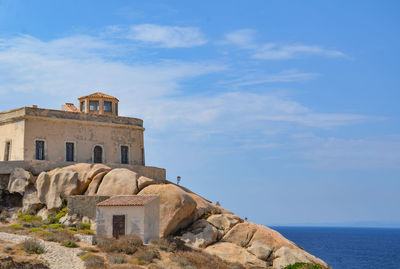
[80, 254, 105, 267]
[77, 229, 94, 235]
[29, 228, 43, 233]
[21, 239, 44, 254]
[41, 224, 49, 229]
[67, 227, 77, 231]
[61, 239, 78, 248]
[78, 222, 91, 230]
[55, 207, 68, 221]
[108, 254, 126, 264]
[9, 224, 24, 230]
[49, 223, 63, 229]
[17, 213, 42, 223]
[284, 263, 323, 269]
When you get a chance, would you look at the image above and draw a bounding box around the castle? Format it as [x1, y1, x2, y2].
[0, 92, 165, 182]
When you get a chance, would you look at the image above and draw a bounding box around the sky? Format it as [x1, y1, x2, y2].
[0, 0, 399, 227]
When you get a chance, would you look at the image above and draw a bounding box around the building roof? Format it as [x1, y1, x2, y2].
[62, 103, 79, 112]
[97, 195, 158, 207]
[78, 92, 119, 101]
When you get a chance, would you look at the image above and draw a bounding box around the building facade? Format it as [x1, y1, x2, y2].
[0, 92, 145, 166]
[96, 195, 160, 242]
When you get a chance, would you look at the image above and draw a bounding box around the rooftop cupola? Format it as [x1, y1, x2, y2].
[78, 92, 119, 116]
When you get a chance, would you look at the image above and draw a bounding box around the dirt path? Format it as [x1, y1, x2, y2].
[0, 232, 85, 269]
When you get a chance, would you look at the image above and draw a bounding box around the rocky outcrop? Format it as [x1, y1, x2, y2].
[207, 213, 241, 234]
[137, 176, 156, 191]
[96, 168, 138, 196]
[205, 242, 268, 268]
[181, 219, 219, 248]
[35, 169, 79, 210]
[138, 184, 196, 237]
[7, 168, 34, 195]
[22, 185, 43, 213]
[273, 247, 328, 269]
[61, 163, 111, 194]
[85, 171, 108, 196]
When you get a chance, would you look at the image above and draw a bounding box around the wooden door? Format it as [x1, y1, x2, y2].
[112, 215, 125, 239]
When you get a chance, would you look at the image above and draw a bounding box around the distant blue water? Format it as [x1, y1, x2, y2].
[272, 227, 400, 269]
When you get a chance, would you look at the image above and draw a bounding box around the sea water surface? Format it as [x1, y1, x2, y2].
[272, 227, 400, 269]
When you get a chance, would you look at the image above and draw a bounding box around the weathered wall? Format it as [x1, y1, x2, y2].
[144, 197, 160, 242]
[96, 206, 145, 240]
[0, 120, 25, 161]
[0, 161, 166, 182]
[24, 118, 145, 165]
[68, 195, 110, 219]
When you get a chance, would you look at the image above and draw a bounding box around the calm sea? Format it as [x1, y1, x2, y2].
[272, 227, 400, 269]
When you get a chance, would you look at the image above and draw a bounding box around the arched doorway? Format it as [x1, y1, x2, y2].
[94, 146, 103, 163]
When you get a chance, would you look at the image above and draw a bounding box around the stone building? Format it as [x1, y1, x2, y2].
[0, 92, 165, 182]
[96, 195, 159, 242]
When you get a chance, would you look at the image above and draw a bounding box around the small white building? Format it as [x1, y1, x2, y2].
[96, 195, 159, 243]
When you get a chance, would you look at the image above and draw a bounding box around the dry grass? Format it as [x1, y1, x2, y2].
[170, 250, 245, 269]
[21, 238, 45, 254]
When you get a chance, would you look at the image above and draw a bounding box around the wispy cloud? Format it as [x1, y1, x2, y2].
[218, 70, 318, 88]
[293, 134, 400, 169]
[124, 24, 207, 48]
[223, 29, 345, 60]
[0, 33, 382, 169]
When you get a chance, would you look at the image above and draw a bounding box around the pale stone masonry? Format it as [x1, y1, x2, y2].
[96, 195, 160, 243]
[0, 92, 165, 181]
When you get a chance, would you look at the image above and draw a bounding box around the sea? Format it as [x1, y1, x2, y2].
[272, 227, 400, 269]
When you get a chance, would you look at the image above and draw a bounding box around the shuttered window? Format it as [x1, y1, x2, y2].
[66, 142, 74, 162]
[35, 141, 45, 160]
[121, 146, 128, 164]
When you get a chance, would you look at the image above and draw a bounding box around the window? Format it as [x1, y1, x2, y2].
[66, 142, 74, 162]
[121, 146, 129, 164]
[80, 101, 86, 112]
[4, 141, 10, 161]
[104, 101, 112, 112]
[93, 145, 103, 163]
[35, 140, 45, 160]
[89, 101, 99, 111]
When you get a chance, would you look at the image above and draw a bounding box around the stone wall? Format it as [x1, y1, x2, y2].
[68, 195, 110, 219]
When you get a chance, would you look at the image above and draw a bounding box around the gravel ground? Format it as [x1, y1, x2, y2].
[0, 232, 85, 269]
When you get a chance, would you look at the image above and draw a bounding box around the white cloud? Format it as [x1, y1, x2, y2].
[218, 70, 318, 88]
[126, 24, 207, 48]
[294, 135, 400, 169]
[0, 34, 374, 150]
[223, 29, 345, 60]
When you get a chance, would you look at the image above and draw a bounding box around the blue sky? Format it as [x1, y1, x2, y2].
[0, 0, 399, 227]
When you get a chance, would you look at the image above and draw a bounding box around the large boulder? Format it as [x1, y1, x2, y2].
[7, 168, 34, 195]
[248, 240, 274, 261]
[35, 170, 79, 210]
[138, 184, 196, 237]
[273, 247, 328, 269]
[85, 171, 108, 195]
[60, 163, 111, 194]
[137, 176, 156, 191]
[205, 242, 267, 268]
[97, 168, 139, 195]
[207, 213, 241, 234]
[22, 185, 43, 214]
[223, 222, 296, 250]
[181, 219, 219, 248]
[188, 192, 218, 220]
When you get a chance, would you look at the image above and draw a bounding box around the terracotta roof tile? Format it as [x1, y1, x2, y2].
[78, 92, 119, 101]
[97, 195, 158, 207]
